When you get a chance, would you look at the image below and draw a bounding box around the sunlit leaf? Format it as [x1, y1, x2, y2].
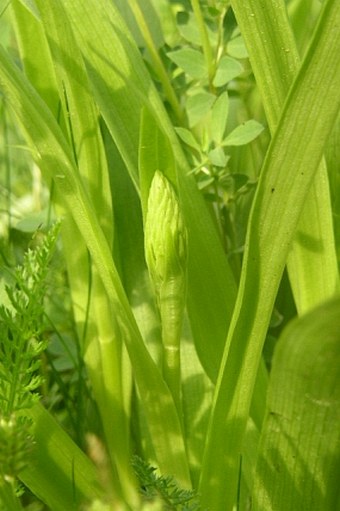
[222, 120, 264, 146]
[232, 0, 338, 314]
[199, 1, 340, 507]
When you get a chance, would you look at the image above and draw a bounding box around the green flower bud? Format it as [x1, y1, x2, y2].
[145, 171, 188, 295]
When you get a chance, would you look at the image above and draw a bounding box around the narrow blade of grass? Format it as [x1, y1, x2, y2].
[34, 0, 113, 242]
[199, 1, 340, 509]
[0, 482, 23, 511]
[231, 0, 338, 314]
[10, 0, 59, 116]
[325, 111, 340, 268]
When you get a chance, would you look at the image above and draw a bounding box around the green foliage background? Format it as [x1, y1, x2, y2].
[0, 1, 339, 510]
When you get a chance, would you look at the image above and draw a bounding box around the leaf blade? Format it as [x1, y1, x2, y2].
[253, 296, 340, 511]
[231, 0, 338, 314]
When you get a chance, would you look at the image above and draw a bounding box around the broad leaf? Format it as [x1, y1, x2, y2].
[208, 147, 228, 167]
[227, 35, 248, 59]
[62, 0, 238, 382]
[22, 403, 104, 511]
[253, 296, 340, 511]
[175, 127, 201, 152]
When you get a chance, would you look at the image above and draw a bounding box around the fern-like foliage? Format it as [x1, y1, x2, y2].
[132, 456, 202, 511]
[0, 223, 59, 482]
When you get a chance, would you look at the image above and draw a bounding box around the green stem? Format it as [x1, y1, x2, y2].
[127, 0, 183, 122]
[159, 279, 186, 421]
[191, 0, 215, 88]
[1, 100, 11, 233]
[216, 5, 230, 63]
[0, 480, 23, 511]
[90, 271, 139, 508]
[144, 171, 188, 422]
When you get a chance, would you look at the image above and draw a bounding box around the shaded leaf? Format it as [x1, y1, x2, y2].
[186, 91, 215, 127]
[177, 11, 217, 47]
[231, 0, 338, 314]
[62, 0, 238, 384]
[167, 48, 207, 79]
[213, 55, 243, 87]
[177, 11, 201, 45]
[0, 43, 191, 491]
[211, 91, 229, 143]
[227, 35, 249, 59]
[253, 296, 340, 511]
[175, 127, 201, 152]
[199, 0, 340, 507]
[208, 146, 228, 167]
[21, 403, 104, 511]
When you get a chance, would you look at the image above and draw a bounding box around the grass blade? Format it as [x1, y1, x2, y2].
[11, 0, 59, 115]
[199, 1, 340, 508]
[326, 111, 340, 268]
[231, 0, 338, 313]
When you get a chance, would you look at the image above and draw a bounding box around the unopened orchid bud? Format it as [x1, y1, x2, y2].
[144, 171, 188, 415]
[145, 170, 188, 296]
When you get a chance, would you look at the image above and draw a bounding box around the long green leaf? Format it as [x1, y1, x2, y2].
[199, 1, 340, 509]
[253, 295, 340, 511]
[34, 0, 113, 241]
[326, 111, 340, 268]
[11, 0, 59, 116]
[32, 1, 138, 502]
[0, 45, 191, 488]
[231, 0, 338, 314]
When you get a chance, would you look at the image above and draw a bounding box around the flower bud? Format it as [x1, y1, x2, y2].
[145, 171, 188, 296]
